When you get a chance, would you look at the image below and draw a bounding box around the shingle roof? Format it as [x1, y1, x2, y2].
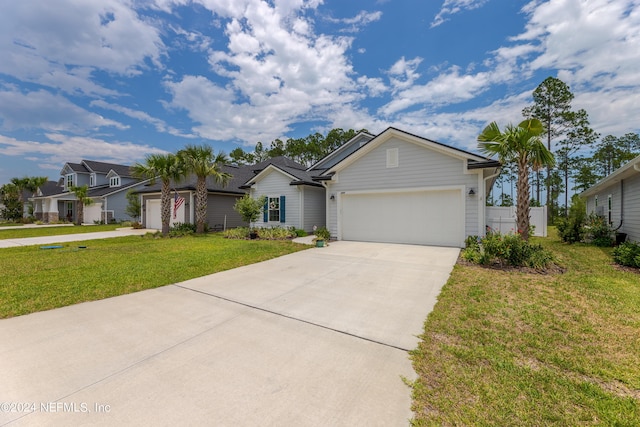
[252, 156, 307, 172]
[39, 180, 64, 197]
[135, 164, 253, 194]
[82, 160, 134, 177]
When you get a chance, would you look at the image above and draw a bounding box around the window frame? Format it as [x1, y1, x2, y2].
[109, 176, 121, 187]
[66, 173, 74, 190]
[267, 196, 280, 223]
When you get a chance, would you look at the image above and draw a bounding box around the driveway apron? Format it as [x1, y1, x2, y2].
[0, 241, 459, 426]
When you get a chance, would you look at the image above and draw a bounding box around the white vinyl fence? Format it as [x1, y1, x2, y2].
[486, 206, 548, 237]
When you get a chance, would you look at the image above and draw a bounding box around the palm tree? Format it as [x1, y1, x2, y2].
[10, 177, 30, 217]
[11, 176, 48, 218]
[478, 119, 555, 240]
[25, 176, 48, 217]
[69, 185, 94, 225]
[132, 153, 186, 236]
[178, 145, 231, 234]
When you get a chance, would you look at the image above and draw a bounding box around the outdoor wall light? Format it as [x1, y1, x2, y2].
[468, 188, 476, 196]
[330, 194, 335, 200]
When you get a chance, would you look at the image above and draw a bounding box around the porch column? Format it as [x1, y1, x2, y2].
[43, 198, 59, 223]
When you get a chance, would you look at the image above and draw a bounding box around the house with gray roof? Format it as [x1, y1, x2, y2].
[136, 163, 255, 230]
[31, 160, 148, 223]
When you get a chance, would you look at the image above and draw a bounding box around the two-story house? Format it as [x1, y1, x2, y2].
[31, 160, 147, 223]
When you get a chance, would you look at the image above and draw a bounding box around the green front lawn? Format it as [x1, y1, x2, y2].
[0, 234, 306, 318]
[0, 223, 121, 239]
[411, 230, 640, 425]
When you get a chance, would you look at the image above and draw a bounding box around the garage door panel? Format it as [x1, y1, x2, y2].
[146, 199, 185, 230]
[341, 190, 463, 247]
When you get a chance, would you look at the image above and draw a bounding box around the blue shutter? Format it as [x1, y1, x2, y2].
[263, 199, 268, 223]
[280, 195, 286, 223]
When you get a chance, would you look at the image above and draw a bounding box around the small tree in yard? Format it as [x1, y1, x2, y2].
[125, 190, 142, 222]
[69, 185, 94, 225]
[233, 194, 266, 229]
[1, 183, 22, 221]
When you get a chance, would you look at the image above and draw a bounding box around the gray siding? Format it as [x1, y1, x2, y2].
[253, 171, 301, 229]
[326, 136, 481, 239]
[585, 174, 640, 242]
[207, 194, 246, 229]
[586, 181, 623, 227]
[302, 186, 326, 232]
[624, 174, 640, 242]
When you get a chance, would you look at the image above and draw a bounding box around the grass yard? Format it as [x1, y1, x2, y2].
[0, 234, 306, 318]
[0, 223, 121, 239]
[410, 230, 640, 426]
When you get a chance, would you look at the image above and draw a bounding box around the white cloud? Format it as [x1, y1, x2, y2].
[0, 89, 126, 132]
[0, 0, 164, 95]
[519, 0, 640, 89]
[0, 133, 167, 168]
[163, 0, 361, 144]
[380, 65, 492, 116]
[431, 0, 489, 28]
[326, 10, 383, 32]
[90, 100, 196, 138]
[509, 0, 640, 138]
[387, 57, 423, 91]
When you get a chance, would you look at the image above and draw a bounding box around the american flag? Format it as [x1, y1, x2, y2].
[173, 192, 185, 219]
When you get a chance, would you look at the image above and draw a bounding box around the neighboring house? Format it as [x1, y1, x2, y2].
[240, 133, 376, 232]
[317, 127, 500, 247]
[241, 156, 330, 232]
[31, 160, 147, 223]
[581, 154, 640, 243]
[137, 164, 255, 230]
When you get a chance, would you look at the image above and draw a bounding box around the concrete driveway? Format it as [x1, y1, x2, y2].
[0, 241, 459, 426]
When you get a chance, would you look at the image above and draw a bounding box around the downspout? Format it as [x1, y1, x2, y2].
[613, 179, 623, 232]
[483, 168, 501, 236]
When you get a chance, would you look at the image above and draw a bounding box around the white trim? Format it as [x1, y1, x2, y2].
[243, 164, 298, 187]
[307, 131, 376, 171]
[324, 128, 488, 175]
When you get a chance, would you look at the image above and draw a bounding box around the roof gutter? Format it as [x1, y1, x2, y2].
[483, 167, 501, 198]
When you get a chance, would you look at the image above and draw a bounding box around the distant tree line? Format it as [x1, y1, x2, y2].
[490, 76, 639, 224]
[228, 128, 368, 167]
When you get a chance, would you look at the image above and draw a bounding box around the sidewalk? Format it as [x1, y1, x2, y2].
[0, 227, 154, 248]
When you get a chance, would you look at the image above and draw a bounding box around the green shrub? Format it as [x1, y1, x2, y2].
[293, 228, 307, 237]
[612, 242, 640, 268]
[223, 227, 250, 239]
[313, 226, 330, 241]
[584, 214, 614, 247]
[169, 222, 196, 237]
[257, 226, 294, 240]
[462, 231, 556, 269]
[556, 196, 587, 243]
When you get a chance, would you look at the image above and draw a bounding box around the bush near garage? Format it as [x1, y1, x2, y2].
[462, 231, 556, 270]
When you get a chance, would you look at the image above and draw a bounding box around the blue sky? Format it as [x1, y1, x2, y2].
[1, 0, 639, 185]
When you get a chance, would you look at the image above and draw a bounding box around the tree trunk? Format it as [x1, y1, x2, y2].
[76, 201, 84, 226]
[161, 181, 171, 236]
[517, 157, 531, 241]
[196, 176, 207, 234]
